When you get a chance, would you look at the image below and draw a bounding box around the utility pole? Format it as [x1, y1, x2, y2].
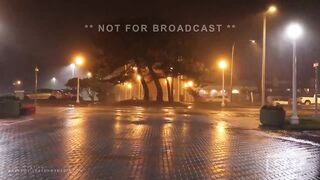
[34, 67, 39, 106]
[230, 42, 235, 102]
[314, 62, 319, 116]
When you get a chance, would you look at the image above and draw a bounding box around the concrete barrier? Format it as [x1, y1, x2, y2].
[260, 105, 285, 127]
[0, 96, 21, 118]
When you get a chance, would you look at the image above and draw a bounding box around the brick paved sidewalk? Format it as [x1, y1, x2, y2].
[0, 107, 319, 179]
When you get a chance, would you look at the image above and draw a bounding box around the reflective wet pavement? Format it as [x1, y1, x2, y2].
[0, 106, 319, 179]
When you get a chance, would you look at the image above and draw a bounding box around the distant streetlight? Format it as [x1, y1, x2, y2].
[187, 80, 193, 87]
[219, 60, 227, 107]
[249, 40, 256, 44]
[72, 55, 85, 103]
[261, 5, 277, 106]
[87, 72, 92, 78]
[13, 80, 22, 90]
[51, 77, 57, 83]
[286, 22, 303, 125]
[51, 77, 57, 89]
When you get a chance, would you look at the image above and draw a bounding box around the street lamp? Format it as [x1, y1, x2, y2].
[51, 77, 57, 89]
[261, 5, 277, 106]
[219, 60, 227, 107]
[13, 80, 22, 90]
[73, 55, 85, 104]
[34, 67, 39, 106]
[230, 40, 257, 102]
[87, 72, 92, 78]
[286, 22, 303, 125]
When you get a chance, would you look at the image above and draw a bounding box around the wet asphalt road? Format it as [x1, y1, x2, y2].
[0, 106, 319, 179]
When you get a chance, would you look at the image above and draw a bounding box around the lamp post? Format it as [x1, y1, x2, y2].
[230, 40, 256, 102]
[286, 22, 303, 124]
[87, 72, 92, 78]
[261, 5, 277, 106]
[51, 77, 57, 89]
[72, 56, 84, 104]
[34, 67, 39, 105]
[314, 62, 319, 116]
[219, 60, 227, 107]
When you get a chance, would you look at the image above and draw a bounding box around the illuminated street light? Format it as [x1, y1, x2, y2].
[34, 67, 39, 106]
[286, 22, 303, 125]
[261, 5, 277, 106]
[249, 40, 256, 44]
[137, 75, 141, 81]
[73, 55, 85, 103]
[75, 56, 84, 66]
[187, 80, 194, 87]
[127, 82, 132, 89]
[286, 23, 303, 40]
[267, 5, 277, 13]
[219, 60, 227, 70]
[51, 77, 57, 89]
[219, 60, 227, 107]
[16, 80, 21, 85]
[87, 72, 92, 78]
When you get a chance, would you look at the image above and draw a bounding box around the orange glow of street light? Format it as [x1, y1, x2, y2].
[137, 75, 142, 81]
[16, 80, 21, 85]
[127, 83, 132, 89]
[75, 56, 84, 66]
[218, 60, 228, 70]
[267, 5, 277, 14]
[87, 72, 92, 78]
[187, 80, 194, 87]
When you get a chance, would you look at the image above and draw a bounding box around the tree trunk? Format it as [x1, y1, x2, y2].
[147, 64, 163, 102]
[166, 79, 171, 102]
[170, 77, 174, 102]
[141, 78, 149, 101]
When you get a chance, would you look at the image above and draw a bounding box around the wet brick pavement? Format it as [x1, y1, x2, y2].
[0, 106, 319, 179]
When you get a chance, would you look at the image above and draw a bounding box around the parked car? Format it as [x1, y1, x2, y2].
[300, 94, 320, 105]
[271, 97, 289, 106]
[25, 89, 63, 100]
[60, 89, 77, 100]
[204, 95, 231, 103]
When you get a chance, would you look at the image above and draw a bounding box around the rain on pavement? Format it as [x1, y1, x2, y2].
[0, 106, 319, 179]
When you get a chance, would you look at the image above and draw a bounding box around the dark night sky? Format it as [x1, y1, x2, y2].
[0, 0, 320, 92]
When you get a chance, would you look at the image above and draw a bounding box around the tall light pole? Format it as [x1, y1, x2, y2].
[219, 60, 227, 107]
[51, 77, 57, 89]
[34, 67, 39, 105]
[314, 62, 319, 116]
[230, 43, 235, 102]
[286, 23, 303, 124]
[261, 5, 277, 106]
[230, 40, 256, 102]
[73, 56, 84, 104]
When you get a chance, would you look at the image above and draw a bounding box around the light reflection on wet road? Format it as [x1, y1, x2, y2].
[0, 106, 319, 179]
